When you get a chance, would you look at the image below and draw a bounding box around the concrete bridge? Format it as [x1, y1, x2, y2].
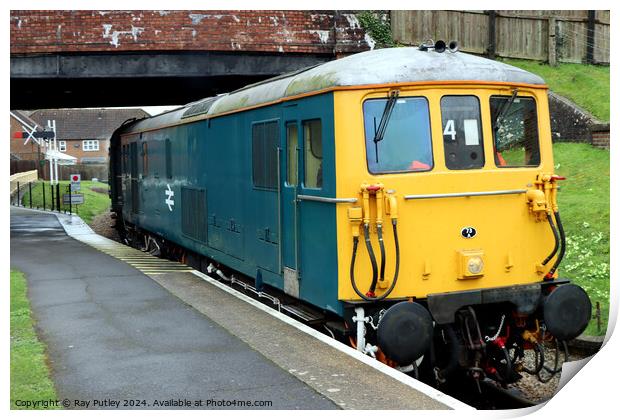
[10, 10, 373, 109]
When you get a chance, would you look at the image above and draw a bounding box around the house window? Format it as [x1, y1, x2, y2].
[58, 141, 67, 152]
[83, 140, 100, 152]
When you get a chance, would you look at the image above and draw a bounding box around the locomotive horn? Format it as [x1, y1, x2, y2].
[418, 39, 434, 51]
[448, 40, 459, 53]
[434, 40, 446, 53]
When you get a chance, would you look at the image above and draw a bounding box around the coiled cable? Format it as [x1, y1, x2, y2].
[545, 211, 566, 279]
[542, 213, 560, 265]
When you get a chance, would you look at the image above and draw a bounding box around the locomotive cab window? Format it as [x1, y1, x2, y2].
[363, 96, 432, 173]
[303, 120, 322, 189]
[490, 95, 541, 167]
[252, 121, 279, 190]
[441, 96, 484, 170]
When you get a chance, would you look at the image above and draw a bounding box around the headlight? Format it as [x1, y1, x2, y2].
[467, 257, 484, 275]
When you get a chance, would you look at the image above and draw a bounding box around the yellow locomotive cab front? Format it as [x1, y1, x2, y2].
[334, 82, 560, 301]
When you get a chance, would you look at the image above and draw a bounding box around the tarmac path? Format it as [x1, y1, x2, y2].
[10, 207, 337, 410]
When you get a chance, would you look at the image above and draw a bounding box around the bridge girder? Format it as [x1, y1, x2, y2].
[11, 51, 333, 109]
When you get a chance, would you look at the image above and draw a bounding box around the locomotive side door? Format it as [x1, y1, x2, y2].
[280, 104, 300, 297]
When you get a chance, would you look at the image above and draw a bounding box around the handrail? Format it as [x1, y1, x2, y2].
[404, 189, 527, 200]
[297, 194, 358, 203]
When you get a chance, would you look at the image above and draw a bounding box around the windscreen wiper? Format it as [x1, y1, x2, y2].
[492, 88, 518, 132]
[373, 90, 400, 163]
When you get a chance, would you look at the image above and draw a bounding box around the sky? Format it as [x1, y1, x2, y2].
[131, 105, 181, 117]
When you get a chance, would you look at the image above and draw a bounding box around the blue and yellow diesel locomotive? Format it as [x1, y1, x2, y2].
[109, 44, 591, 386]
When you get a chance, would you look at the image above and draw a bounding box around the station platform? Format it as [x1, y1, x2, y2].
[10, 206, 470, 410]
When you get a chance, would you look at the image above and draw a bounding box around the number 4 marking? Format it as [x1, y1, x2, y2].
[444, 119, 456, 140]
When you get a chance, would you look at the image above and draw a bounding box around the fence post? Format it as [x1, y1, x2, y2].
[28, 182, 33, 208]
[487, 10, 496, 59]
[16, 182, 20, 206]
[42, 182, 46, 210]
[548, 17, 557, 66]
[586, 10, 596, 64]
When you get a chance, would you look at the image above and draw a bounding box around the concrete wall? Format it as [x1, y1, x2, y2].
[548, 91, 610, 149]
[10, 169, 38, 202]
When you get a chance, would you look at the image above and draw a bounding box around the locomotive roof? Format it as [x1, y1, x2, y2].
[123, 47, 546, 133]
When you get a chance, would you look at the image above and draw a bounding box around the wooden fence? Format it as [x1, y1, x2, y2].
[391, 10, 609, 65]
[10, 159, 39, 176]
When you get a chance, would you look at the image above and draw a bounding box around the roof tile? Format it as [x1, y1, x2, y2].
[29, 108, 149, 140]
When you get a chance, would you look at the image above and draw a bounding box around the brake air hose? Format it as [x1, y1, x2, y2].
[545, 211, 566, 279]
[350, 220, 400, 302]
[435, 325, 460, 382]
[363, 223, 379, 291]
[369, 224, 387, 294]
[541, 212, 560, 266]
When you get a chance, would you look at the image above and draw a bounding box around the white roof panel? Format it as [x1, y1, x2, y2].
[211, 48, 545, 115]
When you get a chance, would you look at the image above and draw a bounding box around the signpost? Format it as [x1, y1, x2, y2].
[66, 174, 84, 214]
[70, 173, 81, 192]
[63, 193, 84, 205]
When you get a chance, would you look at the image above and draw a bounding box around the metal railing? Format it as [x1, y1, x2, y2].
[12, 179, 74, 215]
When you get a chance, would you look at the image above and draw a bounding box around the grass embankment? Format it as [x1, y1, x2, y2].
[553, 143, 610, 335]
[501, 58, 610, 122]
[10, 270, 60, 409]
[21, 180, 110, 225]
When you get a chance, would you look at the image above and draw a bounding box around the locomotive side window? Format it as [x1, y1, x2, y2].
[441, 96, 484, 170]
[303, 120, 322, 189]
[165, 138, 172, 179]
[286, 123, 298, 186]
[121, 144, 127, 175]
[363, 97, 432, 174]
[252, 121, 279, 190]
[141, 142, 148, 177]
[490, 96, 541, 167]
[130, 142, 138, 178]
